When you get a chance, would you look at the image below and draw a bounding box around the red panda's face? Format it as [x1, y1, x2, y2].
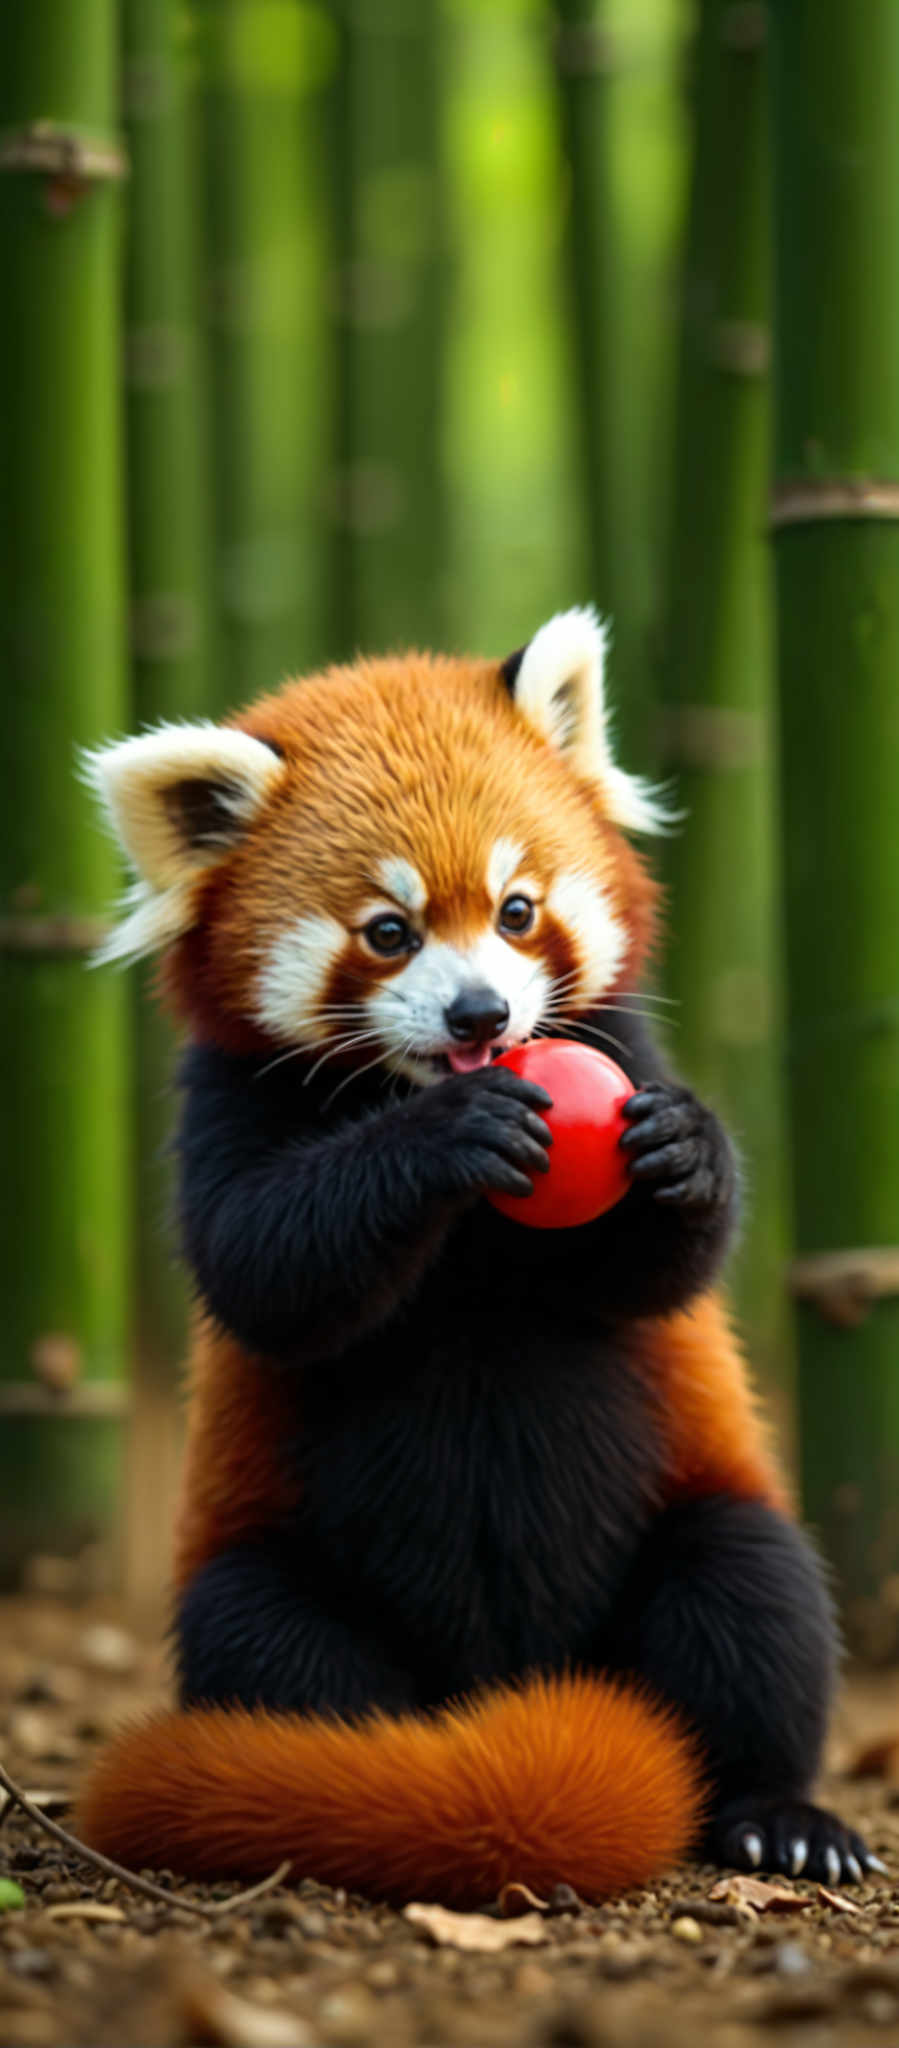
[85, 612, 662, 1081]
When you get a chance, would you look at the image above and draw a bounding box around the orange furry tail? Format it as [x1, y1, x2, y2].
[77, 1673, 703, 1907]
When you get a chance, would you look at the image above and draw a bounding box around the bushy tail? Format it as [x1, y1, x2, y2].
[77, 1672, 703, 1907]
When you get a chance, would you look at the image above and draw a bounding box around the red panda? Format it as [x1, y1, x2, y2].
[76, 608, 876, 1904]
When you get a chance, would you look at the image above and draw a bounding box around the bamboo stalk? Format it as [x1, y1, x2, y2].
[660, 0, 790, 1405]
[769, 0, 899, 1651]
[197, 0, 333, 702]
[0, 3, 130, 1581]
[332, 0, 446, 654]
[553, 0, 688, 762]
[121, 0, 215, 1605]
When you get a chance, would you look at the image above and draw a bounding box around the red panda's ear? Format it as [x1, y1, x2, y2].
[81, 722, 287, 965]
[501, 608, 672, 835]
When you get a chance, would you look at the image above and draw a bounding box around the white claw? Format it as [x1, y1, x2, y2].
[741, 1829, 764, 1869]
[824, 1846, 841, 1886]
[866, 1854, 889, 1876]
[790, 1838, 808, 1877]
[846, 1855, 863, 1884]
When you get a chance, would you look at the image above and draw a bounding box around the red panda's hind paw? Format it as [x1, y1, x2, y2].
[708, 1796, 882, 1886]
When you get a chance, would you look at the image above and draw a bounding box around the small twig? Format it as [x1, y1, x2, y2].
[205, 1860, 293, 1917]
[0, 1758, 290, 1919]
[668, 1896, 743, 1927]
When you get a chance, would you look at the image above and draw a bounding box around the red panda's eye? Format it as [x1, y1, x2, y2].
[364, 913, 417, 957]
[499, 893, 535, 936]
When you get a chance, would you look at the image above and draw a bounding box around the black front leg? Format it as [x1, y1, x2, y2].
[609, 1081, 740, 1311]
[603, 1493, 878, 1885]
[532, 1078, 739, 1316]
[177, 1542, 417, 1718]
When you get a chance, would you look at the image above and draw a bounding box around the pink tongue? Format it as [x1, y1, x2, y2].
[447, 1044, 494, 1074]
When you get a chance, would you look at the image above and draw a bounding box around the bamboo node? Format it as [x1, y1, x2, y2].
[30, 1334, 82, 1395]
[0, 121, 129, 184]
[720, 3, 767, 52]
[771, 478, 899, 528]
[553, 22, 617, 77]
[0, 915, 111, 955]
[790, 1249, 899, 1328]
[706, 320, 770, 377]
[130, 593, 200, 661]
[328, 463, 406, 535]
[657, 703, 765, 770]
[0, 1383, 129, 1419]
[125, 324, 189, 389]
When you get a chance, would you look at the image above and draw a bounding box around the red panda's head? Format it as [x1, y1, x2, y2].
[85, 610, 667, 1083]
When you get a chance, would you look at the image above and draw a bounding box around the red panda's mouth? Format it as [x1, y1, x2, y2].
[424, 1044, 510, 1079]
[445, 1044, 495, 1075]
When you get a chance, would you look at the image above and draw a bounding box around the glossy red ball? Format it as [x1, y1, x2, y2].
[487, 1039, 632, 1229]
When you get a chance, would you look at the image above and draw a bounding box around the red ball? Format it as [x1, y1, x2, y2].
[487, 1039, 633, 1229]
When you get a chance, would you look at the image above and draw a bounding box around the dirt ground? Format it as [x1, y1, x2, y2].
[1, 1597, 898, 2048]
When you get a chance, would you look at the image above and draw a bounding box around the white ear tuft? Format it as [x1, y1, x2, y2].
[81, 721, 287, 965]
[508, 606, 673, 834]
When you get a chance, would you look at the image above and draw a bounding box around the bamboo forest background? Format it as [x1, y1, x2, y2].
[2, 0, 898, 1655]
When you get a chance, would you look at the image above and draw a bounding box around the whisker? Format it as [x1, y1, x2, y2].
[321, 1037, 404, 1110]
[253, 1005, 369, 1082]
[303, 1029, 386, 1087]
[254, 1044, 313, 1082]
[612, 989, 680, 1007]
[538, 1012, 632, 1061]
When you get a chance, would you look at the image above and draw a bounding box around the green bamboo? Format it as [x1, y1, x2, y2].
[332, 0, 446, 654]
[122, 0, 216, 1601]
[0, 5, 130, 1580]
[661, 1, 790, 1409]
[445, 0, 581, 654]
[553, 0, 689, 762]
[770, 0, 899, 1651]
[197, 0, 334, 702]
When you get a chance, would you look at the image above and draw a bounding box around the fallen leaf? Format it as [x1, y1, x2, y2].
[817, 1886, 863, 1914]
[497, 1880, 548, 1918]
[845, 1734, 899, 1782]
[177, 1967, 315, 2048]
[43, 1902, 127, 1924]
[708, 1875, 815, 1914]
[0, 1880, 25, 1913]
[404, 1902, 549, 1951]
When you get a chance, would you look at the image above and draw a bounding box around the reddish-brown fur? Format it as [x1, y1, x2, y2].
[76, 1672, 703, 1906]
[80, 652, 780, 1903]
[173, 1317, 301, 1592]
[639, 1293, 790, 1517]
[163, 655, 658, 1051]
[172, 1295, 787, 1597]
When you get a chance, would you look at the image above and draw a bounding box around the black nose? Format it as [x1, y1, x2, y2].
[445, 987, 511, 1044]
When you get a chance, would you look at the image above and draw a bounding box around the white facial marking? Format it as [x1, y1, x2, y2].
[486, 838, 526, 903]
[255, 913, 347, 1043]
[367, 931, 549, 1083]
[547, 871, 627, 999]
[376, 856, 427, 914]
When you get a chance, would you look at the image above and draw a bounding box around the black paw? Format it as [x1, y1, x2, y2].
[619, 1082, 736, 1210]
[708, 1796, 886, 1886]
[408, 1065, 553, 1200]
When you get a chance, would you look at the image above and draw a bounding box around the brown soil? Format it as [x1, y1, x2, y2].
[1, 1596, 897, 2048]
